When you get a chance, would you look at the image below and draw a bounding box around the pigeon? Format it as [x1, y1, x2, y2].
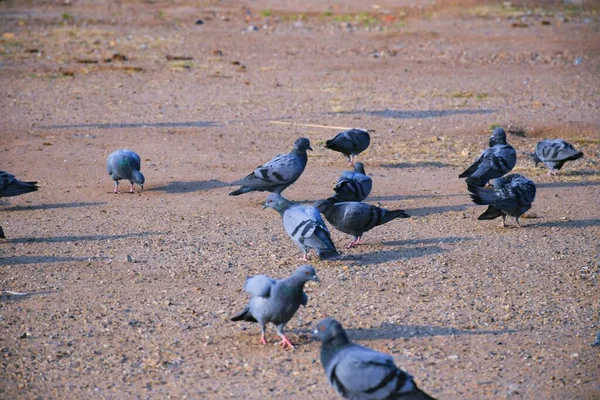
[325, 128, 370, 165]
[107, 150, 145, 194]
[229, 138, 312, 196]
[263, 193, 339, 260]
[467, 173, 536, 228]
[314, 199, 409, 248]
[459, 127, 517, 187]
[330, 162, 372, 203]
[0, 171, 38, 198]
[314, 318, 436, 400]
[231, 265, 319, 349]
[530, 139, 584, 175]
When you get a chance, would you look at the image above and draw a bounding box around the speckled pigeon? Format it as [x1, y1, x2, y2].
[468, 173, 536, 227]
[314, 318, 436, 400]
[314, 199, 409, 248]
[264, 193, 339, 260]
[229, 138, 312, 196]
[0, 171, 38, 198]
[325, 128, 370, 165]
[459, 127, 516, 187]
[107, 150, 145, 194]
[531, 139, 583, 175]
[231, 265, 319, 349]
[330, 162, 372, 203]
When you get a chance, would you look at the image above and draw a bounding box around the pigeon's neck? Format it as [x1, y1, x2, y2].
[320, 335, 351, 369]
[281, 275, 309, 294]
[291, 147, 308, 158]
[530, 152, 541, 165]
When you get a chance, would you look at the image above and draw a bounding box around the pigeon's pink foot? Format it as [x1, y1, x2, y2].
[279, 335, 295, 349]
[260, 335, 267, 345]
[356, 237, 362, 244]
[300, 253, 310, 261]
[129, 183, 135, 193]
[347, 241, 357, 248]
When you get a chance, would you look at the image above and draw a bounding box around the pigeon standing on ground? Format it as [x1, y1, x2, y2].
[263, 193, 339, 260]
[325, 128, 370, 165]
[229, 138, 312, 196]
[0, 171, 38, 198]
[231, 265, 319, 349]
[459, 127, 517, 187]
[314, 199, 409, 248]
[314, 318, 436, 400]
[107, 150, 145, 194]
[530, 139, 584, 175]
[330, 162, 372, 203]
[467, 173, 536, 227]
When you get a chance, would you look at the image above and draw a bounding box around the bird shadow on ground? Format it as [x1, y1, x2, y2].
[380, 161, 454, 169]
[528, 219, 600, 229]
[9, 231, 163, 244]
[382, 236, 476, 247]
[38, 120, 220, 130]
[536, 179, 600, 189]
[341, 245, 445, 265]
[149, 180, 229, 194]
[346, 323, 516, 341]
[405, 204, 471, 217]
[0, 290, 56, 302]
[329, 108, 495, 119]
[4, 201, 107, 211]
[0, 256, 103, 266]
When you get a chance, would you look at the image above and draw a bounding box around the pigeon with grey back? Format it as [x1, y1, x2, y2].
[330, 162, 372, 203]
[264, 193, 339, 260]
[229, 138, 312, 196]
[468, 173, 536, 227]
[326, 128, 370, 165]
[315, 318, 436, 400]
[530, 139, 583, 175]
[0, 171, 38, 198]
[107, 150, 145, 194]
[459, 127, 516, 187]
[314, 199, 409, 248]
[231, 265, 319, 349]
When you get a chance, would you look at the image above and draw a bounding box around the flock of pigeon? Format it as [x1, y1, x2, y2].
[0, 127, 586, 399]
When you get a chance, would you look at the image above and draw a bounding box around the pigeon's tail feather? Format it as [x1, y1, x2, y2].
[382, 209, 410, 223]
[465, 175, 485, 187]
[478, 205, 503, 220]
[229, 186, 254, 196]
[467, 184, 497, 206]
[564, 151, 584, 162]
[2, 181, 38, 197]
[230, 306, 257, 322]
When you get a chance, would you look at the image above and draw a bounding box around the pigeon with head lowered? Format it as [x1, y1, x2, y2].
[264, 193, 339, 260]
[0, 171, 38, 198]
[314, 318, 437, 400]
[314, 199, 409, 248]
[107, 150, 145, 194]
[459, 127, 516, 187]
[468, 173, 536, 228]
[330, 162, 372, 203]
[229, 138, 312, 196]
[530, 139, 583, 175]
[231, 265, 319, 349]
[326, 128, 370, 165]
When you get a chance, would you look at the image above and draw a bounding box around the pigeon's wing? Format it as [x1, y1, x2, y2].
[301, 292, 308, 306]
[126, 151, 142, 170]
[282, 205, 319, 239]
[458, 152, 483, 178]
[469, 174, 535, 210]
[334, 173, 372, 201]
[0, 171, 38, 198]
[467, 146, 516, 185]
[326, 129, 370, 154]
[244, 275, 276, 298]
[234, 153, 303, 189]
[537, 140, 583, 163]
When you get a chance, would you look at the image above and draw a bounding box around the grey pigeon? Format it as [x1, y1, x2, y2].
[314, 199, 409, 248]
[468, 173, 536, 228]
[231, 265, 319, 348]
[107, 150, 145, 194]
[315, 318, 436, 400]
[229, 138, 312, 196]
[0, 171, 38, 198]
[330, 162, 372, 203]
[326, 128, 370, 165]
[264, 193, 339, 260]
[459, 127, 517, 187]
[531, 139, 583, 175]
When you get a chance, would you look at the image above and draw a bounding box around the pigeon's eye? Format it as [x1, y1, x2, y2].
[305, 271, 310, 275]
[319, 325, 326, 331]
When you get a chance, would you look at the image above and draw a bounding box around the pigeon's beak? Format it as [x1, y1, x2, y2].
[262, 203, 268, 210]
[140, 184, 144, 190]
[312, 276, 320, 282]
[308, 146, 313, 151]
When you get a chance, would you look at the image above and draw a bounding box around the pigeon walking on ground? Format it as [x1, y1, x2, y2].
[264, 193, 339, 260]
[468, 173, 536, 228]
[530, 139, 584, 175]
[107, 150, 145, 194]
[314, 199, 409, 248]
[229, 138, 312, 196]
[314, 318, 436, 400]
[325, 128, 370, 165]
[231, 265, 319, 349]
[330, 162, 372, 203]
[0, 171, 38, 198]
[459, 127, 517, 187]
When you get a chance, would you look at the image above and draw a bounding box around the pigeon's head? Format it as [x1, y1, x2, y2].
[528, 151, 541, 166]
[489, 127, 507, 146]
[292, 264, 319, 283]
[313, 318, 348, 344]
[132, 170, 145, 189]
[293, 137, 313, 152]
[313, 199, 334, 214]
[263, 193, 289, 212]
[353, 162, 366, 174]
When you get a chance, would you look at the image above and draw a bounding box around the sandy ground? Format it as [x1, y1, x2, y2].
[1, 1, 599, 399]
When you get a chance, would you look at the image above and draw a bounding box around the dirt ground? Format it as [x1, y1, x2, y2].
[1, 0, 599, 399]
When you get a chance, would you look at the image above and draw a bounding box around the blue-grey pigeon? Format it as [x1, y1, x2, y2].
[107, 150, 145, 194]
[326, 128, 370, 165]
[330, 162, 372, 203]
[315, 318, 436, 400]
[231, 265, 319, 348]
[531, 139, 583, 175]
[0, 171, 38, 198]
[229, 138, 312, 196]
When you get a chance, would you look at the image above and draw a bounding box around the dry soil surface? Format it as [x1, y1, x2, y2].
[1, 1, 599, 399]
